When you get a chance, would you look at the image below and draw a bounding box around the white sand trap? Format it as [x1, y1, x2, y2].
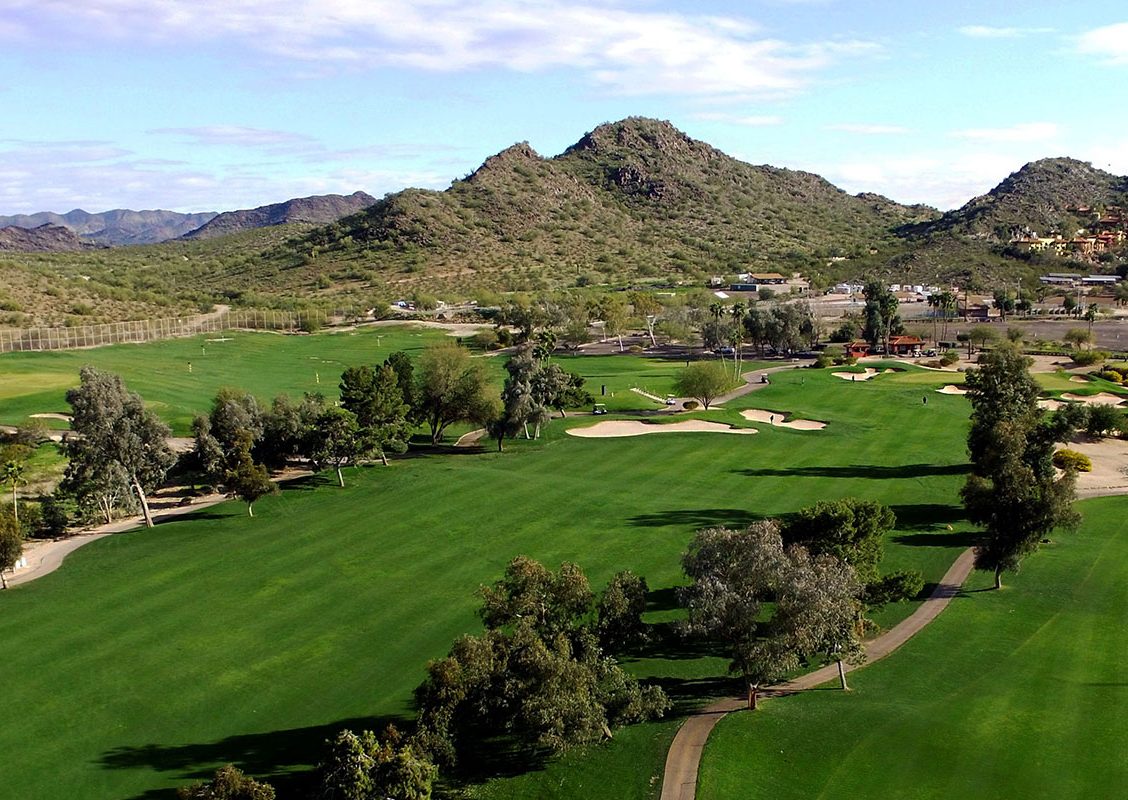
[1038, 399, 1066, 411]
[1060, 392, 1126, 406]
[1057, 438, 1128, 494]
[740, 409, 826, 431]
[29, 412, 72, 421]
[833, 368, 878, 381]
[567, 420, 757, 438]
[936, 385, 968, 395]
[1069, 375, 1093, 383]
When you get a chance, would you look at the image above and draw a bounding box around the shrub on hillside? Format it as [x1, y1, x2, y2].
[1053, 449, 1093, 472]
[682, 400, 700, 411]
[939, 350, 959, 367]
[1099, 369, 1124, 384]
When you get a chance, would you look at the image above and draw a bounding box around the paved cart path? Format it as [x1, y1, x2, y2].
[659, 546, 977, 800]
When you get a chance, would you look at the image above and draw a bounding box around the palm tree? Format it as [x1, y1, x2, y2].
[2, 458, 26, 524]
[1086, 304, 1099, 336]
[730, 303, 747, 378]
[1114, 282, 1128, 308]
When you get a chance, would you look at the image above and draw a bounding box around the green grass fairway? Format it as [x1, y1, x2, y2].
[697, 496, 1128, 800]
[0, 326, 458, 433]
[0, 363, 975, 799]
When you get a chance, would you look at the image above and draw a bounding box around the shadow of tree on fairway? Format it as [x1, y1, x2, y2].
[734, 463, 970, 480]
[629, 508, 766, 529]
[102, 714, 408, 800]
[892, 530, 980, 549]
[645, 586, 681, 612]
[887, 503, 969, 533]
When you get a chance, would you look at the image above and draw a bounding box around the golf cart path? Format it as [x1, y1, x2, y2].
[659, 545, 977, 800]
[5, 470, 312, 588]
[711, 362, 811, 406]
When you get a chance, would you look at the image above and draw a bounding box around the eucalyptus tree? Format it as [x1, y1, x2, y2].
[681, 521, 862, 708]
[65, 367, 175, 528]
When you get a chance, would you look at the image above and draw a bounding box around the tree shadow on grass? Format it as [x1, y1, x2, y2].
[734, 463, 970, 480]
[645, 586, 680, 613]
[887, 502, 970, 533]
[618, 621, 730, 664]
[629, 508, 766, 529]
[892, 530, 980, 548]
[102, 714, 408, 800]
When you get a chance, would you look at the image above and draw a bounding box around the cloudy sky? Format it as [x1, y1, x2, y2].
[2, 1, 1126, 215]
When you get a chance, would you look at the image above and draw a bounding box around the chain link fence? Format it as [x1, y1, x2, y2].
[0, 308, 328, 353]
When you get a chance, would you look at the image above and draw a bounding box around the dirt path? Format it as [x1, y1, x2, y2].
[4, 470, 312, 588]
[658, 546, 976, 800]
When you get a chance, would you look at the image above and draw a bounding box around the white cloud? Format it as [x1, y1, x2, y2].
[951, 122, 1059, 143]
[150, 126, 319, 154]
[958, 25, 1053, 39]
[693, 112, 785, 126]
[1076, 22, 1128, 65]
[820, 151, 1030, 209]
[14, 1, 880, 99]
[826, 123, 909, 135]
[0, 137, 449, 214]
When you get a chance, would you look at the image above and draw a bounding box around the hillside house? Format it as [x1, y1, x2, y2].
[749, 272, 787, 284]
[846, 341, 870, 359]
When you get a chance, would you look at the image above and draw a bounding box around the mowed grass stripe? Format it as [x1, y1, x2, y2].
[697, 497, 1128, 800]
[1, 364, 975, 799]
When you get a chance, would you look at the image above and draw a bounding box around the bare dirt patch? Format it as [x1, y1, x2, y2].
[566, 420, 757, 438]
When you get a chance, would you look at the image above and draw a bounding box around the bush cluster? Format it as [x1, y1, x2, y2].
[1053, 449, 1093, 472]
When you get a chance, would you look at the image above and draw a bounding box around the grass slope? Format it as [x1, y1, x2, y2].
[698, 495, 1128, 800]
[0, 365, 972, 799]
[0, 326, 458, 434]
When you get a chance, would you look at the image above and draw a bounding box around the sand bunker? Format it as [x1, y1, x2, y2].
[1060, 392, 1126, 406]
[1038, 399, 1067, 411]
[29, 412, 72, 422]
[739, 409, 825, 431]
[936, 385, 968, 395]
[833, 368, 878, 381]
[1069, 375, 1093, 384]
[567, 420, 757, 438]
[1058, 438, 1128, 494]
